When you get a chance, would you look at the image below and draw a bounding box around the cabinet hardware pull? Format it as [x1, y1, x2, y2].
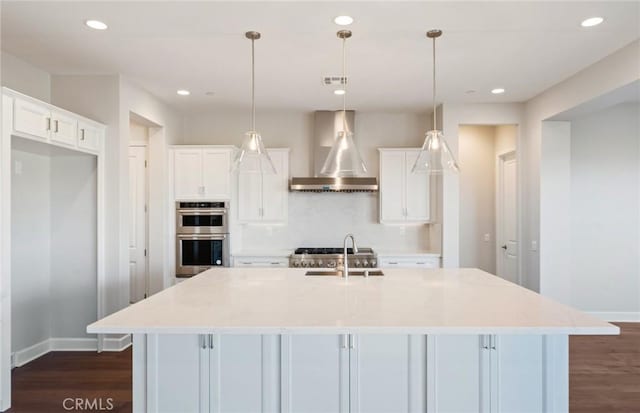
[46, 117, 51, 131]
[54, 119, 59, 133]
[270, 262, 280, 265]
[200, 335, 207, 349]
[490, 335, 496, 350]
[349, 334, 356, 349]
[341, 335, 348, 349]
[416, 262, 426, 265]
[481, 335, 489, 350]
[80, 129, 85, 141]
[208, 334, 214, 349]
[388, 262, 398, 265]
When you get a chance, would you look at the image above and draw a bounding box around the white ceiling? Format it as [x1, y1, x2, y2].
[2, 1, 639, 111]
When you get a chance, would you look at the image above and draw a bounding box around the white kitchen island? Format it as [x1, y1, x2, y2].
[88, 268, 617, 413]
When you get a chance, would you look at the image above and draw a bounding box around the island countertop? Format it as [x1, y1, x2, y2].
[87, 268, 618, 335]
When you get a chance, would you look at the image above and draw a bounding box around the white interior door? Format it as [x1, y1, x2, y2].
[497, 152, 518, 284]
[129, 146, 148, 303]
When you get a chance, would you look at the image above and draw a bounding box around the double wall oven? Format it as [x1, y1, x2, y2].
[176, 201, 230, 277]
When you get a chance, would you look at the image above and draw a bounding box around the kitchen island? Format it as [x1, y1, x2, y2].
[88, 268, 617, 413]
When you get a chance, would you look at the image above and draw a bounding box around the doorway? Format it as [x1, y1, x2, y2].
[496, 151, 518, 283]
[458, 124, 520, 284]
[128, 116, 149, 303]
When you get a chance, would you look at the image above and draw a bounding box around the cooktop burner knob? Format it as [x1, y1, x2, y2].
[328, 261, 337, 268]
[362, 260, 368, 267]
[302, 261, 309, 267]
[317, 259, 323, 267]
[293, 261, 301, 267]
[354, 260, 361, 267]
[370, 260, 377, 268]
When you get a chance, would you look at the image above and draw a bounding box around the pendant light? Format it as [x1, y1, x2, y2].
[232, 31, 276, 174]
[320, 30, 367, 177]
[411, 30, 460, 175]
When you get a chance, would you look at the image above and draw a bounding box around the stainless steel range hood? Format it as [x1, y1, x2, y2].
[290, 111, 378, 192]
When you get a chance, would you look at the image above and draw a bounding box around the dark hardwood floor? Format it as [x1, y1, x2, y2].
[8, 348, 132, 413]
[6, 323, 640, 412]
[570, 322, 640, 413]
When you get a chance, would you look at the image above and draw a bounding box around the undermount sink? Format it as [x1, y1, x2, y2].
[305, 270, 384, 277]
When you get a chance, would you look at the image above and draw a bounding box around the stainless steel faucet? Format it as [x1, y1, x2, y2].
[343, 234, 358, 279]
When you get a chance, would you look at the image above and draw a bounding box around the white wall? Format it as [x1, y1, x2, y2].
[459, 125, 517, 274]
[49, 148, 97, 339]
[10, 139, 97, 354]
[441, 103, 525, 271]
[10, 139, 51, 353]
[569, 103, 639, 317]
[183, 110, 437, 253]
[525, 40, 640, 294]
[1, 52, 50, 103]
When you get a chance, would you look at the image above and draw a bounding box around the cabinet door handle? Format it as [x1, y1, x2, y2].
[200, 335, 207, 349]
[270, 262, 281, 265]
[388, 261, 398, 265]
[490, 335, 496, 350]
[46, 117, 51, 131]
[481, 335, 489, 350]
[80, 129, 85, 141]
[340, 334, 348, 349]
[208, 334, 214, 349]
[54, 119, 59, 133]
[349, 334, 356, 349]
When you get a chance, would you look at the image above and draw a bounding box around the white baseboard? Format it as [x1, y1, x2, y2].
[12, 339, 50, 367]
[103, 334, 132, 351]
[11, 334, 131, 368]
[587, 311, 640, 322]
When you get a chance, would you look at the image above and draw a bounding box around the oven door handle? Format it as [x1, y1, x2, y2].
[177, 209, 228, 215]
[177, 234, 227, 240]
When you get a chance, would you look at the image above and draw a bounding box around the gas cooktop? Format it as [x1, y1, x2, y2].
[290, 247, 377, 268]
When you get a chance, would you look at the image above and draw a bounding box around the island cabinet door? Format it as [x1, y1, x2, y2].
[349, 335, 427, 413]
[427, 335, 484, 413]
[147, 334, 210, 413]
[491, 335, 544, 413]
[209, 334, 281, 413]
[281, 334, 350, 413]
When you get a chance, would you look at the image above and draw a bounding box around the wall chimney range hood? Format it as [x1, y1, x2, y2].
[289, 111, 378, 192]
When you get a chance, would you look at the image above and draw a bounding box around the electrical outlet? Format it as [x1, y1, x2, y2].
[531, 240, 538, 252]
[483, 233, 491, 242]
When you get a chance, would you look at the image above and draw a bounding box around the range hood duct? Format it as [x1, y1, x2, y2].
[290, 110, 378, 192]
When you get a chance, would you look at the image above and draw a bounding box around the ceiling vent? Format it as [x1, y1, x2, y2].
[322, 76, 347, 86]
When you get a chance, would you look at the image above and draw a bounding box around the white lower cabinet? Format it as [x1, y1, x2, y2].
[146, 334, 544, 413]
[378, 255, 441, 269]
[233, 256, 289, 267]
[431, 335, 544, 413]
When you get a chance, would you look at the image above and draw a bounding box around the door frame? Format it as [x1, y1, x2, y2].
[496, 150, 519, 285]
[128, 143, 149, 302]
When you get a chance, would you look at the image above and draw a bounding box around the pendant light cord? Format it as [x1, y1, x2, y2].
[251, 37, 256, 132]
[342, 35, 347, 132]
[432, 36, 437, 131]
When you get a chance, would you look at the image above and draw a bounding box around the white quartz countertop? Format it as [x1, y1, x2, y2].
[88, 268, 618, 335]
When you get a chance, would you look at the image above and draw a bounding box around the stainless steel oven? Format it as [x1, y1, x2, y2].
[176, 202, 230, 277]
[176, 201, 228, 234]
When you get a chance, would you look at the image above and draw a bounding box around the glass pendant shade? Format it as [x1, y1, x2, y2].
[320, 129, 367, 177]
[232, 131, 276, 174]
[411, 129, 460, 175]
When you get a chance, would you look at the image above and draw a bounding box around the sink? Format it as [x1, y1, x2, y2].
[305, 270, 384, 277]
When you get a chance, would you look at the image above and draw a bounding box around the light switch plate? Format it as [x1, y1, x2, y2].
[531, 240, 538, 251]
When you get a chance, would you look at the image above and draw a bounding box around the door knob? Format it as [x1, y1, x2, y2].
[501, 245, 507, 250]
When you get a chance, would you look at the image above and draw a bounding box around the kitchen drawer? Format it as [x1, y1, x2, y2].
[234, 257, 289, 267]
[378, 256, 441, 268]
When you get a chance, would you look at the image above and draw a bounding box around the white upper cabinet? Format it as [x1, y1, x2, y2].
[238, 148, 289, 224]
[379, 148, 431, 224]
[202, 149, 231, 199]
[13, 97, 51, 140]
[50, 110, 78, 147]
[172, 147, 233, 200]
[7, 91, 104, 154]
[77, 121, 103, 153]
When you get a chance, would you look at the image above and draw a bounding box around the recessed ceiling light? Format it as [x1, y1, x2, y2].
[334, 89, 346, 95]
[334, 16, 354, 26]
[581, 17, 604, 27]
[465, 89, 476, 94]
[491, 88, 505, 95]
[205, 91, 215, 96]
[85, 20, 108, 30]
[177, 90, 190, 96]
